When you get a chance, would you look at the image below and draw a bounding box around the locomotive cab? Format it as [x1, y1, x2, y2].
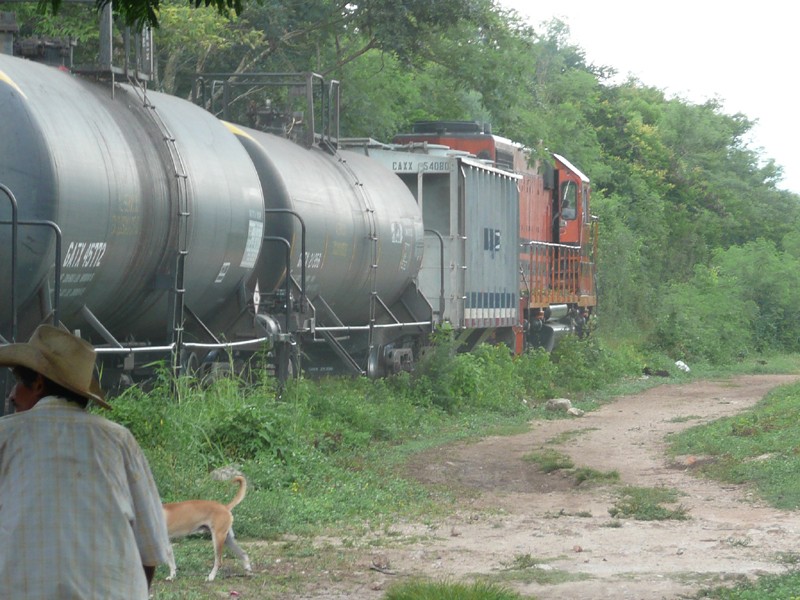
[553, 153, 590, 247]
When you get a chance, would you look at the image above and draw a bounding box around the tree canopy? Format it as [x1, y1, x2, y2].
[39, 0, 239, 29]
[13, 0, 800, 361]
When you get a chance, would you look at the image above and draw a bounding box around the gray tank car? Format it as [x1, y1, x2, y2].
[0, 54, 430, 383]
[0, 54, 264, 347]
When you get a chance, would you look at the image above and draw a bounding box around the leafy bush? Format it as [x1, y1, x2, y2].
[449, 344, 525, 413]
[652, 263, 756, 364]
[206, 403, 288, 461]
[409, 328, 527, 415]
[713, 240, 800, 353]
[644, 239, 800, 364]
[550, 334, 640, 392]
[513, 347, 558, 400]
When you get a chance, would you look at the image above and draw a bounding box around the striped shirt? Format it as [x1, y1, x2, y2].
[0, 396, 170, 598]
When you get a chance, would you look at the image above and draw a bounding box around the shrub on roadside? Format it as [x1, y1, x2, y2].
[384, 579, 522, 600]
[514, 346, 558, 400]
[550, 334, 640, 392]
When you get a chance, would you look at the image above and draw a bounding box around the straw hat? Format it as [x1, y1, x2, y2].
[0, 325, 110, 409]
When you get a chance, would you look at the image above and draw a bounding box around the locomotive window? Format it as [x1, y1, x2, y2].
[495, 150, 514, 170]
[561, 181, 577, 220]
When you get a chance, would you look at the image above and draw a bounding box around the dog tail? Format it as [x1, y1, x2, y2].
[226, 475, 247, 511]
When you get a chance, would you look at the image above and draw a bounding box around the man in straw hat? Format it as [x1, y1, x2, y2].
[0, 324, 171, 598]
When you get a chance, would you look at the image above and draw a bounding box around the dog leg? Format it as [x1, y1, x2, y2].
[207, 529, 226, 582]
[165, 543, 177, 581]
[224, 528, 252, 574]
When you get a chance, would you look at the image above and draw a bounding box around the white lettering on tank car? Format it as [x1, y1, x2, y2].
[391, 222, 404, 244]
[253, 281, 261, 312]
[63, 241, 107, 269]
[296, 252, 323, 270]
[82, 243, 106, 268]
[399, 241, 410, 271]
[240, 219, 263, 268]
[214, 262, 230, 283]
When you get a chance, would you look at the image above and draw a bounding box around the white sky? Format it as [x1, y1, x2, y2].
[499, 0, 799, 194]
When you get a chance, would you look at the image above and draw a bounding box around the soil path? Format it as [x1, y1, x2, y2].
[293, 374, 800, 599]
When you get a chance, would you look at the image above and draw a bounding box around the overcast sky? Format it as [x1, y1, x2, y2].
[499, 0, 799, 194]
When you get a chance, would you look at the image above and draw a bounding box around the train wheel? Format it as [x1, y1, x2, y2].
[367, 347, 386, 379]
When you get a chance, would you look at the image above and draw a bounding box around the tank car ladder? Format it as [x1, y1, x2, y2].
[329, 151, 379, 375]
[126, 78, 191, 377]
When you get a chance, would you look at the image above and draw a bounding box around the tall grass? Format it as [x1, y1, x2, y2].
[383, 580, 522, 600]
[105, 333, 645, 538]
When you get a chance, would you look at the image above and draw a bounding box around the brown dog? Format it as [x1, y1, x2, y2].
[162, 475, 252, 581]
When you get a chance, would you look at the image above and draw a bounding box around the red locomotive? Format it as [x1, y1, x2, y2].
[394, 121, 597, 352]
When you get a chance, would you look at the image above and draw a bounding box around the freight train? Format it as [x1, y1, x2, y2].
[0, 49, 596, 396]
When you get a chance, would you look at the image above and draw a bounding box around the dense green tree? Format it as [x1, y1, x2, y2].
[713, 241, 800, 352]
[37, 0, 241, 30]
[9, 1, 99, 63]
[156, 0, 257, 95]
[11, 0, 800, 361]
[653, 264, 756, 364]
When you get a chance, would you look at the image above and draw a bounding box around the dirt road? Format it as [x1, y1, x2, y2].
[292, 374, 800, 599]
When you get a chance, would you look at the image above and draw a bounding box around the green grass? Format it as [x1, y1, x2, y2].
[667, 414, 703, 423]
[668, 381, 800, 509]
[521, 449, 618, 487]
[383, 579, 523, 600]
[522, 448, 574, 472]
[492, 552, 592, 585]
[608, 486, 689, 521]
[574, 466, 620, 485]
[696, 570, 800, 599]
[545, 427, 599, 445]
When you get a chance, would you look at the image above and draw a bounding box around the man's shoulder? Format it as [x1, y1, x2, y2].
[86, 412, 135, 436]
[0, 410, 25, 428]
